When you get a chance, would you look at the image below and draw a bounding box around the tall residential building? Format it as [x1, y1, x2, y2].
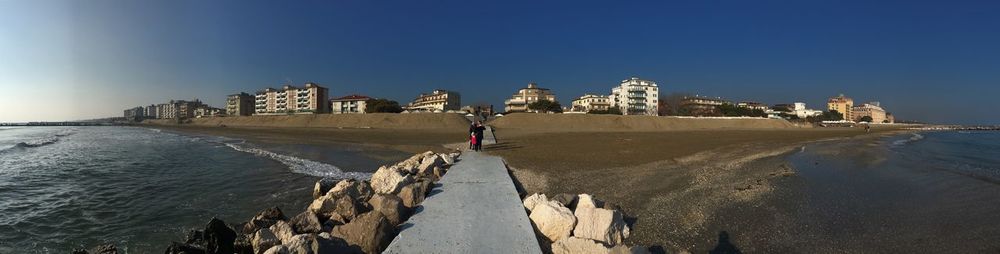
[404, 89, 461, 112]
[853, 101, 887, 123]
[330, 95, 370, 114]
[143, 104, 157, 119]
[610, 77, 659, 115]
[571, 94, 611, 112]
[157, 103, 174, 119]
[827, 94, 854, 121]
[679, 96, 729, 116]
[123, 107, 145, 121]
[504, 83, 557, 113]
[226, 92, 255, 116]
[254, 83, 330, 115]
[175, 99, 204, 119]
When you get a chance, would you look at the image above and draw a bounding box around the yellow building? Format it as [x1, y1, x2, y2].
[827, 94, 854, 121]
[571, 94, 610, 112]
[853, 102, 887, 123]
[504, 83, 557, 113]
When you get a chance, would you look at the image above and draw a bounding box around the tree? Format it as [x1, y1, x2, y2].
[859, 116, 873, 123]
[365, 98, 403, 113]
[807, 110, 844, 123]
[717, 103, 767, 118]
[659, 92, 692, 116]
[588, 107, 623, 115]
[527, 99, 562, 113]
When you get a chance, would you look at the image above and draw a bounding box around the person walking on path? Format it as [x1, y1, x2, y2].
[470, 132, 479, 151]
[468, 121, 478, 150]
[472, 122, 486, 151]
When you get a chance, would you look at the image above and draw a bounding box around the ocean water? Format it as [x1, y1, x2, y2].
[774, 131, 1000, 252]
[0, 126, 399, 253]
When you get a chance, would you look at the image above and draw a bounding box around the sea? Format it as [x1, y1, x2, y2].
[708, 130, 1000, 252]
[0, 126, 403, 253]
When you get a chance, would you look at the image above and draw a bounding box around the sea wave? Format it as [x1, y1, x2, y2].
[223, 141, 371, 179]
[892, 133, 924, 147]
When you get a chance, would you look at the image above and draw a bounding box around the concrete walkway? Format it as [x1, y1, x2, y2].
[383, 151, 541, 254]
[482, 126, 497, 145]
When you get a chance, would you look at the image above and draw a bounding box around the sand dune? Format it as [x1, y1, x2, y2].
[144, 113, 472, 130]
[489, 113, 799, 132]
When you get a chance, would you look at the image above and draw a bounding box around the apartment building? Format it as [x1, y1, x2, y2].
[226, 92, 254, 116]
[610, 77, 659, 115]
[827, 94, 854, 121]
[254, 83, 330, 115]
[679, 96, 728, 116]
[504, 83, 556, 113]
[123, 107, 145, 122]
[571, 94, 611, 112]
[330, 95, 370, 114]
[404, 89, 461, 112]
[144, 105, 157, 119]
[791, 102, 823, 118]
[736, 101, 769, 111]
[194, 106, 223, 118]
[853, 101, 887, 123]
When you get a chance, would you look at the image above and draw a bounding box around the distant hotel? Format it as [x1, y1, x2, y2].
[330, 95, 370, 114]
[853, 101, 888, 123]
[254, 83, 330, 115]
[226, 92, 254, 116]
[610, 77, 659, 116]
[827, 94, 854, 120]
[404, 89, 461, 112]
[504, 83, 556, 113]
[571, 94, 611, 112]
[124, 99, 217, 121]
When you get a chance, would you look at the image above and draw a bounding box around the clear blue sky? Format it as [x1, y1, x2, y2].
[1, 0, 998, 124]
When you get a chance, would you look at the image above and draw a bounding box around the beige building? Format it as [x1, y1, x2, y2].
[330, 95, 370, 114]
[853, 102, 887, 123]
[571, 94, 611, 112]
[194, 106, 223, 118]
[254, 83, 330, 115]
[827, 94, 854, 121]
[610, 77, 659, 115]
[680, 96, 729, 116]
[226, 92, 254, 116]
[404, 89, 461, 112]
[504, 83, 557, 113]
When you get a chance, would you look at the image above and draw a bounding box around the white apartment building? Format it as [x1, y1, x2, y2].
[330, 95, 370, 114]
[404, 89, 461, 112]
[610, 77, 659, 115]
[571, 94, 611, 112]
[254, 83, 330, 115]
[792, 102, 823, 118]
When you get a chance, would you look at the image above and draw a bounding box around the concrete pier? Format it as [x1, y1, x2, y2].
[383, 151, 541, 254]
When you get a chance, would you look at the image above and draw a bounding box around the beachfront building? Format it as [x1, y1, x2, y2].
[571, 94, 611, 112]
[144, 104, 158, 119]
[226, 92, 254, 116]
[853, 102, 887, 123]
[679, 96, 729, 116]
[610, 77, 659, 115]
[123, 107, 145, 122]
[175, 100, 204, 119]
[792, 102, 823, 118]
[504, 83, 557, 113]
[404, 89, 461, 112]
[736, 101, 768, 111]
[886, 113, 895, 123]
[253, 83, 330, 115]
[828, 94, 854, 121]
[330, 95, 370, 114]
[157, 103, 174, 119]
[194, 106, 223, 118]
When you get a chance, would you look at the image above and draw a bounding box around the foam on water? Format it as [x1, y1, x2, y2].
[223, 141, 371, 179]
[891, 133, 924, 147]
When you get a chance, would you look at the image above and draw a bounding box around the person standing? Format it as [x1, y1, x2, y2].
[469, 121, 478, 150]
[474, 122, 486, 151]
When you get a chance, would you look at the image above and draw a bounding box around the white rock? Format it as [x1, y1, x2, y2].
[252, 227, 281, 254]
[577, 194, 597, 209]
[262, 245, 289, 254]
[528, 200, 576, 242]
[370, 166, 413, 194]
[551, 237, 610, 254]
[438, 153, 455, 165]
[308, 195, 336, 215]
[522, 193, 548, 212]
[268, 221, 295, 244]
[573, 207, 630, 245]
[283, 234, 315, 254]
[417, 155, 443, 175]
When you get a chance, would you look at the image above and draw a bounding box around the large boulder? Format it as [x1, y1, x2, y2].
[577, 194, 597, 210]
[528, 200, 576, 242]
[283, 234, 316, 254]
[416, 154, 443, 175]
[313, 178, 339, 199]
[268, 221, 295, 244]
[368, 193, 407, 225]
[522, 193, 548, 212]
[203, 218, 237, 254]
[551, 193, 579, 210]
[370, 166, 414, 194]
[311, 235, 356, 254]
[252, 228, 281, 254]
[396, 180, 430, 209]
[551, 237, 610, 254]
[438, 153, 455, 165]
[288, 211, 323, 234]
[309, 194, 362, 222]
[331, 212, 395, 254]
[262, 245, 288, 254]
[573, 207, 630, 245]
[242, 207, 287, 235]
[165, 242, 207, 254]
[328, 179, 374, 203]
